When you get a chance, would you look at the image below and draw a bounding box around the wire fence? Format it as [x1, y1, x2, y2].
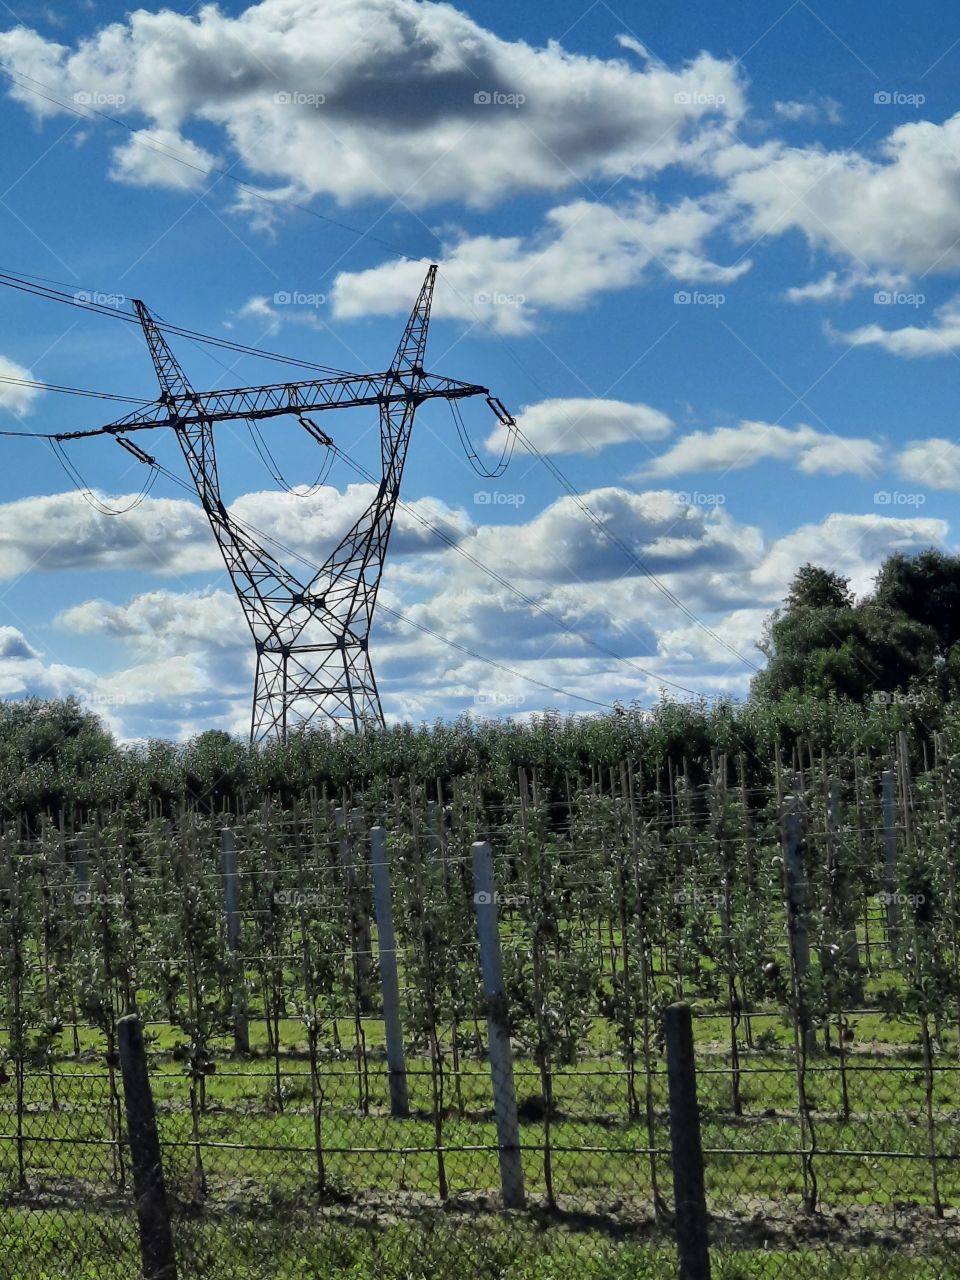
[1, 744, 959, 1277]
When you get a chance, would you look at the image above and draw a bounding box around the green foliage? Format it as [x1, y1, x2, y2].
[753, 550, 960, 704]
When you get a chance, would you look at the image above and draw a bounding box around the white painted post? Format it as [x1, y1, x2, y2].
[471, 840, 525, 1209]
[882, 769, 900, 958]
[370, 826, 409, 1118]
[220, 828, 249, 1052]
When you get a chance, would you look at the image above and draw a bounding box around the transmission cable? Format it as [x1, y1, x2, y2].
[0, 374, 152, 405]
[0, 269, 356, 377]
[245, 417, 335, 497]
[49, 438, 160, 516]
[450, 398, 515, 479]
[430, 265, 760, 674]
[512, 425, 759, 672]
[136, 453, 615, 711]
[3, 69, 425, 266]
[323, 440, 704, 698]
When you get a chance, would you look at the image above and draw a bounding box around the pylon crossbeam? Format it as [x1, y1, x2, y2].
[62, 265, 515, 741]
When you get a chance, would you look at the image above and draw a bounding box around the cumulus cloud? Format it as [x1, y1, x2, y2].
[773, 97, 841, 125]
[0, 491, 213, 581]
[458, 487, 759, 587]
[723, 113, 960, 276]
[333, 196, 750, 333]
[752, 513, 949, 599]
[35, 484, 951, 737]
[0, 353, 42, 416]
[59, 589, 243, 654]
[784, 268, 905, 304]
[0, 485, 471, 582]
[831, 295, 960, 357]
[488, 397, 673, 457]
[638, 421, 882, 481]
[897, 438, 960, 491]
[0, 0, 745, 208]
[109, 127, 219, 191]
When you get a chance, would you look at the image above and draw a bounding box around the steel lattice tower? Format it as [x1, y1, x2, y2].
[58, 265, 515, 741]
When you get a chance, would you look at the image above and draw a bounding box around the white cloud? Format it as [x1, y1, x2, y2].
[773, 97, 841, 125]
[832, 295, 960, 357]
[0, 484, 471, 581]
[489, 397, 673, 457]
[723, 113, 960, 276]
[638, 421, 882, 480]
[28, 485, 952, 738]
[333, 195, 749, 333]
[457, 487, 759, 588]
[0, 0, 745, 208]
[109, 127, 218, 191]
[752, 512, 949, 598]
[658, 607, 769, 664]
[0, 354, 41, 416]
[59, 589, 243, 655]
[784, 267, 905, 304]
[897, 438, 960, 491]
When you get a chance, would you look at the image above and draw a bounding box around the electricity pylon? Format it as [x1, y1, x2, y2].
[57, 265, 515, 741]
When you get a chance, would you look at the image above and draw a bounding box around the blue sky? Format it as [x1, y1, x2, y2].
[0, 0, 957, 738]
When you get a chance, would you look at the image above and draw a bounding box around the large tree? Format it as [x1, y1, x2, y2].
[753, 558, 945, 703]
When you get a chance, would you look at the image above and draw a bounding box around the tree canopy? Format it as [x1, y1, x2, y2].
[753, 549, 960, 704]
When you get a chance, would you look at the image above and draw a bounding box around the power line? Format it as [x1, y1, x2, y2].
[429, 268, 760, 674]
[325, 440, 705, 699]
[3, 69, 426, 266]
[0, 374, 152, 405]
[512, 425, 759, 672]
[127, 451, 615, 712]
[0, 269, 355, 377]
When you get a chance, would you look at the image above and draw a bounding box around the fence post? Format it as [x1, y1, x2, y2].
[882, 769, 900, 958]
[117, 1014, 178, 1280]
[471, 840, 525, 1209]
[664, 1003, 711, 1280]
[220, 828, 249, 1052]
[369, 826, 409, 1118]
